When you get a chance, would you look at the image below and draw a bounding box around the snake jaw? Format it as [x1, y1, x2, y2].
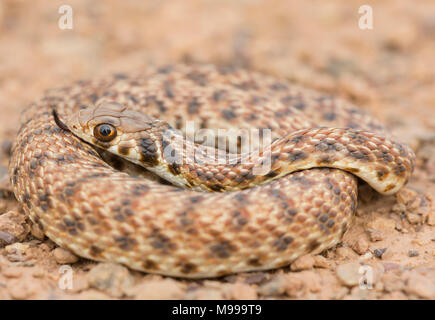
[52, 109, 70, 131]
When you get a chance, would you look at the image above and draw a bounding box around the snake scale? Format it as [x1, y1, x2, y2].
[9, 64, 415, 278]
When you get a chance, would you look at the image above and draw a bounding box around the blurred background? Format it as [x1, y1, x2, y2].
[0, 0, 434, 139]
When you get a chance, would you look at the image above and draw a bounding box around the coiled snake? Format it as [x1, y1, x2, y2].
[9, 64, 415, 278]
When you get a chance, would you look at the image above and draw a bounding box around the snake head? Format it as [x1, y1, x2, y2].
[60, 101, 170, 165]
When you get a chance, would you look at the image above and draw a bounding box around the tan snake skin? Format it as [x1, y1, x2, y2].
[9, 64, 415, 278]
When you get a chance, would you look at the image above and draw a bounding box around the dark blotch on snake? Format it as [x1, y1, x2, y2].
[178, 262, 198, 274]
[210, 241, 237, 259]
[143, 259, 159, 270]
[139, 137, 159, 166]
[90, 245, 104, 257]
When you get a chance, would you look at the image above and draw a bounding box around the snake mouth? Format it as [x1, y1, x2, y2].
[52, 109, 70, 132]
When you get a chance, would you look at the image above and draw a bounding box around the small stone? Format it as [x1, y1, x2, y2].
[52, 247, 79, 264]
[392, 203, 406, 214]
[0, 231, 16, 245]
[408, 250, 419, 257]
[4, 243, 29, 262]
[373, 248, 387, 259]
[39, 243, 52, 252]
[406, 212, 422, 224]
[229, 282, 257, 300]
[0, 211, 30, 246]
[313, 255, 329, 268]
[290, 254, 314, 271]
[396, 188, 418, 205]
[87, 263, 134, 298]
[336, 262, 361, 287]
[353, 238, 369, 255]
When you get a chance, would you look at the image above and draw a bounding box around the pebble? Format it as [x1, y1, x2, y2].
[290, 254, 314, 271]
[313, 255, 330, 268]
[87, 263, 134, 298]
[396, 189, 430, 225]
[392, 203, 406, 214]
[396, 188, 418, 206]
[408, 250, 419, 257]
[0, 230, 16, 245]
[52, 247, 79, 264]
[0, 211, 30, 246]
[406, 212, 422, 224]
[336, 262, 361, 287]
[352, 238, 369, 255]
[4, 243, 29, 262]
[39, 243, 52, 252]
[373, 248, 387, 259]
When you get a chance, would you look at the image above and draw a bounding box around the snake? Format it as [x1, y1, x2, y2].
[9, 64, 415, 278]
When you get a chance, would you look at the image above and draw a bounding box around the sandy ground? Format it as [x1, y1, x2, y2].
[0, 0, 434, 300]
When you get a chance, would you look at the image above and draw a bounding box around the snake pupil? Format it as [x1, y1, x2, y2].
[94, 124, 117, 142]
[100, 125, 111, 136]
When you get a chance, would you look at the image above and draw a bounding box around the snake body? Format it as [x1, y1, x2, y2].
[9, 64, 415, 278]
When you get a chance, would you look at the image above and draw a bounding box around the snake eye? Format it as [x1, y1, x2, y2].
[94, 124, 117, 142]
